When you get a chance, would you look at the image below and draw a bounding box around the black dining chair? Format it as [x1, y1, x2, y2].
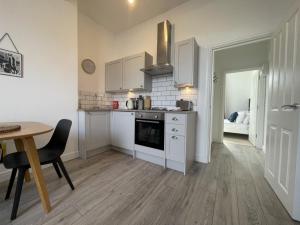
[3, 119, 74, 220]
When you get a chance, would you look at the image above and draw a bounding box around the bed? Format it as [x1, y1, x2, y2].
[224, 111, 250, 135]
[224, 119, 249, 134]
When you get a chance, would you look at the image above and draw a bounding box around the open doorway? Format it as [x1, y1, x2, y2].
[211, 39, 270, 150]
[223, 69, 264, 147]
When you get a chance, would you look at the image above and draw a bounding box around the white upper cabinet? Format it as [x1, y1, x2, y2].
[123, 52, 152, 91]
[174, 38, 199, 88]
[105, 52, 153, 92]
[105, 59, 123, 92]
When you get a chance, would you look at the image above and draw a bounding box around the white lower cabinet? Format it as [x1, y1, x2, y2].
[165, 113, 196, 175]
[166, 134, 185, 163]
[78, 111, 111, 159]
[79, 111, 196, 175]
[111, 111, 135, 154]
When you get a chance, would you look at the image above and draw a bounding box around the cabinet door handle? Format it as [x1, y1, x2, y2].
[172, 128, 178, 132]
[172, 117, 178, 121]
[171, 136, 178, 140]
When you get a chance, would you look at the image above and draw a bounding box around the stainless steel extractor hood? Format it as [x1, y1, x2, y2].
[141, 20, 173, 76]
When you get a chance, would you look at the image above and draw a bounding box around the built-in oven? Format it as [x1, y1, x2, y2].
[135, 112, 164, 150]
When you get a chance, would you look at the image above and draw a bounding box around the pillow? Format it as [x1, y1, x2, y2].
[236, 111, 246, 123]
[228, 112, 238, 122]
[243, 115, 250, 125]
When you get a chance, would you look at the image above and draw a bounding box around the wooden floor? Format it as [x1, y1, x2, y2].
[0, 143, 299, 225]
[223, 133, 253, 146]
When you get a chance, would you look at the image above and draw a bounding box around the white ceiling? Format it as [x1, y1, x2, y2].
[78, 0, 190, 33]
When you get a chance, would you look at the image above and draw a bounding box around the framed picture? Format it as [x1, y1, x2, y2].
[0, 48, 23, 78]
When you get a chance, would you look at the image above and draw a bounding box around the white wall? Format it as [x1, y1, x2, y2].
[225, 72, 252, 117]
[101, 0, 292, 163]
[111, 0, 293, 58]
[212, 41, 270, 142]
[78, 12, 115, 93]
[0, 0, 78, 179]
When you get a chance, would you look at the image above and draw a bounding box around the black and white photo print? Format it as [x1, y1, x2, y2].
[0, 48, 23, 78]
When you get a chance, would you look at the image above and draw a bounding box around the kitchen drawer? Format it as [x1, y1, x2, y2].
[166, 114, 186, 125]
[165, 124, 186, 136]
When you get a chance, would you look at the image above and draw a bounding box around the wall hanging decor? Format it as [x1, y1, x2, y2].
[81, 58, 96, 75]
[0, 33, 23, 78]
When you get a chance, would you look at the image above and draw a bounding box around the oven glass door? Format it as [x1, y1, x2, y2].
[135, 119, 164, 150]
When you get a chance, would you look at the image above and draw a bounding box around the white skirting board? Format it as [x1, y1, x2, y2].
[111, 146, 133, 156]
[135, 151, 186, 174]
[166, 159, 186, 174]
[80, 145, 111, 160]
[135, 151, 165, 167]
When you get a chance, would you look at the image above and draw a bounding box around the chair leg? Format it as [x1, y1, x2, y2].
[53, 162, 62, 178]
[57, 158, 74, 190]
[5, 168, 17, 200]
[11, 168, 25, 220]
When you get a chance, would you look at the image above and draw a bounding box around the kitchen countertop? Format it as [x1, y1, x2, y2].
[113, 109, 197, 114]
[78, 108, 197, 114]
[78, 108, 112, 112]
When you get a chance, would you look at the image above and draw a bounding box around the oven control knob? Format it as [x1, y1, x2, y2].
[139, 114, 143, 118]
[154, 115, 158, 119]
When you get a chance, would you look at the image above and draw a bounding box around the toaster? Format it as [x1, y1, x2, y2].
[176, 99, 193, 111]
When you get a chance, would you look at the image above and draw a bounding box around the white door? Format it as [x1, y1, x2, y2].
[123, 53, 145, 90]
[249, 70, 259, 146]
[86, 112, 110, 151]
[174, 38, 198, 87]
[265, 5, 300, 221]
[111, 112, 135, 150]
[105, 59, 123, 92]
[166, 134, 185, 163]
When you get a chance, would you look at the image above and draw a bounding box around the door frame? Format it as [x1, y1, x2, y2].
[215, 67, 263, 144]
[256, 67, 268, 150]
[206, 34, 272, 161]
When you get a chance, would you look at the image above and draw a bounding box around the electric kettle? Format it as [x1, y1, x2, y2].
[126, 98, 136, 110]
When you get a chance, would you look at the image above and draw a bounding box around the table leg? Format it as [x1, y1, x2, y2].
[14, 139, 31, 182]
[22, 136, 51, 213]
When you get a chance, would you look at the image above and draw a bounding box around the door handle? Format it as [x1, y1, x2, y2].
[136, 120, 160, 124]
[281, 103, 300, 111]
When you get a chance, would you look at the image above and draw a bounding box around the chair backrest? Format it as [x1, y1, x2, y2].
[46, 119, 72, 156]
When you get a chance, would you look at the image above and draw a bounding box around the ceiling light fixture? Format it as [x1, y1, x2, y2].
[128, 0, 135, 5]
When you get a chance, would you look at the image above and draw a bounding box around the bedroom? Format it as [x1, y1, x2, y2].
[223, 70, 265, 147]
[212, 39, 269, 150]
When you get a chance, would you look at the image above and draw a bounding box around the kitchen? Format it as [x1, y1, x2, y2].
[78, 20, 198, 175]
[1, 0, 299, 224]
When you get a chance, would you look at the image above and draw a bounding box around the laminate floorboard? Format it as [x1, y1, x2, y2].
[0, 145, 299, 225]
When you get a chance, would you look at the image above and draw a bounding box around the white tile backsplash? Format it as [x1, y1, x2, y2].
[78, 75, 198, 110]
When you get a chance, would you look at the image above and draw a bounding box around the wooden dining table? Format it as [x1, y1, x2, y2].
[0, 122, 53, 213]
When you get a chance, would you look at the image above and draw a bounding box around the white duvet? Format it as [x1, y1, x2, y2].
[224, 119, 249, 135]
